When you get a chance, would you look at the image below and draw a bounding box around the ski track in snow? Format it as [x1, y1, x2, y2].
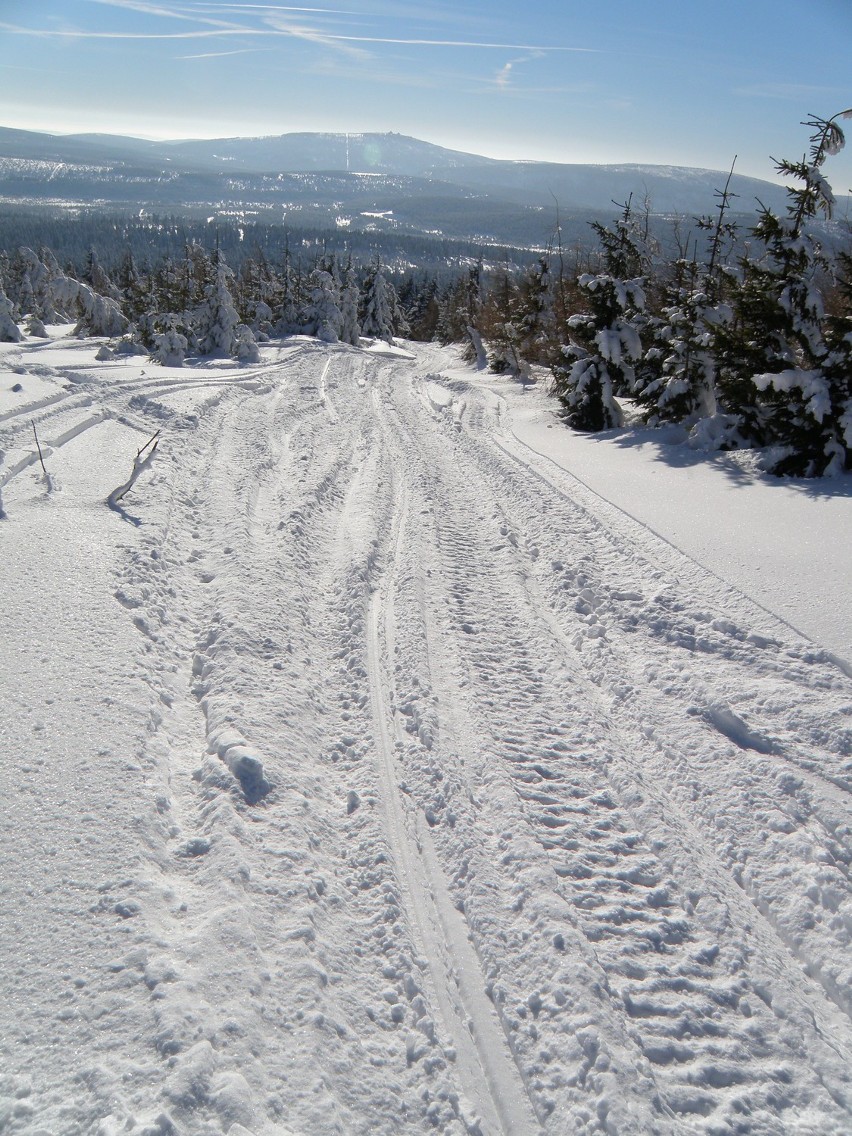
[1, 335, 851, 1136]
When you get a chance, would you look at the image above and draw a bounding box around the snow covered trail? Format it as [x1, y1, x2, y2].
[1, 335, 851, 1136]
[375, 361, 852, 1133]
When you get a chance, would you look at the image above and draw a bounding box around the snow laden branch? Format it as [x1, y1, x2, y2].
[107, 431, 160, 511]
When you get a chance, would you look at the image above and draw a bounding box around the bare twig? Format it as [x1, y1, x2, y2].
[32, 421, 48, 477]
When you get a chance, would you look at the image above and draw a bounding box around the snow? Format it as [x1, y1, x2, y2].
[1, 331, 851, 1136]
[500, 397, 852, 665]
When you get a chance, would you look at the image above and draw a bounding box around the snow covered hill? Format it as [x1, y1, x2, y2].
[1, 332, 851, 1136]
[0, 127, 805, 234]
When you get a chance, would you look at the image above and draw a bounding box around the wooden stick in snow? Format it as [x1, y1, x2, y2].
[32, 421, 48, 477]
[107, 430, 160, 508]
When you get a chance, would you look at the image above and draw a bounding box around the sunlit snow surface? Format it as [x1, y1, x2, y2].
[1, 332, 851, 1136]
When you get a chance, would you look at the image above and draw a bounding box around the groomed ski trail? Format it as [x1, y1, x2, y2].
[365, 439, 543, 1135]
[1, 334, 850, 1136]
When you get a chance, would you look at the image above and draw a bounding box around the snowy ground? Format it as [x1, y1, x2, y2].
[1, 331, 851, 1136]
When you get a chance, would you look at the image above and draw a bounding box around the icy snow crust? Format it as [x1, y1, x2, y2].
[1, 334, 851, 1136]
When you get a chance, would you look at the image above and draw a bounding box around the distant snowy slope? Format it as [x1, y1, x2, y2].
[0, 126, 807, 217]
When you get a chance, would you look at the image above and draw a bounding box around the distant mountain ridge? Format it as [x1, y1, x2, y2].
[0, 126, 842, 248]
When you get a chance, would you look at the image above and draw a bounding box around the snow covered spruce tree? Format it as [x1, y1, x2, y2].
[360, 260, 408, 345]
[637, 258, 722, 426]
[81, 247, 122, 304]
[47, 275, 130, 338]
[194, 255, 259, 361]
[516, 255, 557, 365]
[9, 247, 60, 324]
[0, 286, 22, 342]
[719, 111, 852, 475]
[151, 318, 188, 366]
[552, 200, 647, 430]
[304, 267, 342, 343]
[273, 246, 303, 336]
[636, 168, 739, 428]
[339, 258, 362, 347]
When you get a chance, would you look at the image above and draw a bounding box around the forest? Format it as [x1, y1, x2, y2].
[1, 112, 850, 478]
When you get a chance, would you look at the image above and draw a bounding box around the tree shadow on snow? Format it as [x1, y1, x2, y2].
[589, 425, 852, 499]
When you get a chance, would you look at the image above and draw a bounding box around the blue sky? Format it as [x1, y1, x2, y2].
[1, 0, 850, 193]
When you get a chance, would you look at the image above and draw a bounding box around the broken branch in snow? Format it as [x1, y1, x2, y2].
[107, 430, 160, 510]
[31, 420, 57, 492]
[32, 421, 47, 477]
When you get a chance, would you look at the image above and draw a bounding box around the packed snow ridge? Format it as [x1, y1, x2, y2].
[1, 329, 851, 1136]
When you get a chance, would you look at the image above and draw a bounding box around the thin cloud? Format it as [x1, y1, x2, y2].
[301, 33, 596, 51]
[494, 51, 544, 90]
[0, 21, 252, 39]
[265, 16, 372, 58]
[260, 13, 593, 58]
[86, 0, 245, 28]
[178, 46, 266, 58]
[199, 3, 358, 12]
[0, 19, 589, 52]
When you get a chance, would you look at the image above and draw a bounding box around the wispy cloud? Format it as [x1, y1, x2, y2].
[493, 51, 544, 90]
[263, 15, 372, 58]
[178, 46, 266, 58]
[289, 32, 595, 50]
[87, 0, 245, 28]
[0, 21, 251, 39]
[0, 14, 596, 54]
[198, 3, 358, 12]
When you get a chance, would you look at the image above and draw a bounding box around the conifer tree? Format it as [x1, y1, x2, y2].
[151, 317, 188, 366]
[637, 257, 718, 425]
[304, 267, 342, 342]
[360, 260, 407, 344]
[82, 247, 122, 302]
[194, 255, 258, 359]
[722, 111, 852, 474]
[339, 258, 361, 347]
[273, 242, 301, 335]
[402, 274, 441, 342]
[516, 255, 557, 364]
[482, 264, 523, 373]
[17, 271, 36, 322]
[552, 200, 647, 430]
[117, 249, 151, 322]
[0, 286, 22, 342]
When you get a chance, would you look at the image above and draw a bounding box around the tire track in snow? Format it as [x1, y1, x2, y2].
[384, 365, 852, 1132]
[424, 374, 852, 1018]
[0, 360, 281, 504]
[366, 472, 543, 1136]
[478, 414, 852, 1022]
[116, 348, 492, 1134]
